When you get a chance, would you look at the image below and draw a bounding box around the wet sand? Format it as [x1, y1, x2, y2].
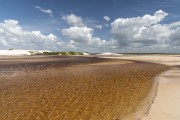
[0, 56, 168, 120]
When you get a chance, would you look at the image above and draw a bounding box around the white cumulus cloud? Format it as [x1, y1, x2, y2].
[0, 19, 58, 50]
[95, 25, 103, 29]
[62, 14, 85, 27]
[62, 26, 93, 43]
[110, 10, 180, 49]
[60, 14, 117, 52]
[61, 26, 110, 51]
[103, 16, 110, 21]
[35, 6, 53, 17]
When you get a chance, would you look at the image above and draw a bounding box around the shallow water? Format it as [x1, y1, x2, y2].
[0, 56, 168, 120]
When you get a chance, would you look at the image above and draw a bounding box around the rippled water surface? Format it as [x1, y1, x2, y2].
[0, 56, 168, 120]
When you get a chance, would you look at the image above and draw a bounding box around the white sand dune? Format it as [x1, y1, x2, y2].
[83, 52, 90, 55]
[0, 50, 31, 55]
[0, 50, 52, 56]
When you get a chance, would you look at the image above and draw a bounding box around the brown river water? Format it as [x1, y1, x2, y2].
[0, 56, 168, 120]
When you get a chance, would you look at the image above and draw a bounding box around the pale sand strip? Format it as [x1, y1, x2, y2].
[101, 55, 180, 66]
[142, 67, 180, 120]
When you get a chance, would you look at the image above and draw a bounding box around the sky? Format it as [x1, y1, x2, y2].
[0, 0, 180, 53]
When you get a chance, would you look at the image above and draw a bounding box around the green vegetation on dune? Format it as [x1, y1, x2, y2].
[43, 51, 85, 55]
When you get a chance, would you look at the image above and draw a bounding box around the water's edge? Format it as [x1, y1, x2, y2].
[123, 70, 168, 120]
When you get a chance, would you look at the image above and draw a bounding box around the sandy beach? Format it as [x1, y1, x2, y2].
[103, 54, 180, 66]
[0, 56, 168, 120]
[142, 67, 180, 120]
[102, 55, 180, 120]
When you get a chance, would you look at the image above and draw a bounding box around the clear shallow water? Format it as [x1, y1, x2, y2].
[0, 56, 168, 120]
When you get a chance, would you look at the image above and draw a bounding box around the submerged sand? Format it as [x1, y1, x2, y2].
[0, 56, 168, 120]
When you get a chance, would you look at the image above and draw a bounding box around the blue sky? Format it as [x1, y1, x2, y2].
[0, 0, 180, 53]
